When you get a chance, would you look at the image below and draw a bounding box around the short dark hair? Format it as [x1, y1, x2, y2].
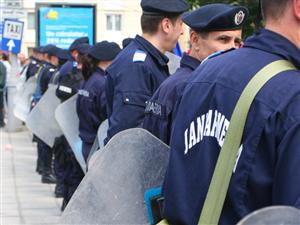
[261, 0, 291, 20]
[140, 13, 180, 34]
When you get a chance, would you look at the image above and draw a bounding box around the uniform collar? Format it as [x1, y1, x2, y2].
[244, 28, 300, 69]
[95, 66, 105, 75]
[134, 35, 169, 66]
[180, 53, 201, 71]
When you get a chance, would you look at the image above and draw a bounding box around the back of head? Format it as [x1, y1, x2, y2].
[261, 0, 291, 21]
[69, 37, 89, 52]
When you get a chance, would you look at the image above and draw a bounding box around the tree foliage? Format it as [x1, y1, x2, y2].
[186, 0, 262, 38]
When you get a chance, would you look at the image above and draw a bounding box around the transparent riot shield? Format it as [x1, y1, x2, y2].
[86, 119, 108, 164]
[60, 128, 170, 224]
[55, 94, 86, 172]
[14, 76, 37, 122]
[165, 51, 181, 75]
[237, 206, 300, 225]
[25, 84, 63, 147]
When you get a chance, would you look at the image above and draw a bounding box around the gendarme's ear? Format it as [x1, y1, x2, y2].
[160, 17, 172, 34]
[293, 0, 300, 20]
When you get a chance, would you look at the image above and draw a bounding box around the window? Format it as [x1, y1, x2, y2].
[106, 14, 121, 31]
[28, 12, 35, 30]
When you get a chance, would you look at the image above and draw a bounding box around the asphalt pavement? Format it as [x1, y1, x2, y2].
[1, 126, 62, 225]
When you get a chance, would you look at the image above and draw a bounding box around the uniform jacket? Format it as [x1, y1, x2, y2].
[143, 53, 200, 144]
[77, 67, 107, 144]
[0, 61, 6, 91]
[163, 29, 300, 225]
[26, 57, 42, 81]
[105, 35, 169, 142]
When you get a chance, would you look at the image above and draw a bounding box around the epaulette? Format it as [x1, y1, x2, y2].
[133, 50, 147, 62]
[201, 48, 235, 65]
[78, 89, 89, 97]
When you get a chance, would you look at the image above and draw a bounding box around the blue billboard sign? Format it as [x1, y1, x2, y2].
[37, 4, 96, 48]
[0, 21, 3, 50]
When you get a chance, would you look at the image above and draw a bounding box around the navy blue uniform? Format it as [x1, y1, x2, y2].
[105, 35, 169, 142]
[163, 29, 300, 224]
[40, 63, 57, 94]
[77, 67, 107, 160]
[26, 57, 42, 81]
[143, 53, 200, 144]
[57, 60, 76, 83]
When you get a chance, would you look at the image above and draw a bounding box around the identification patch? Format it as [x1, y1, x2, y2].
[133, 50, 147, 62]
[78, 89, 89, 97]
[59, 85, 72, 94]
[145, 101, 166, 118]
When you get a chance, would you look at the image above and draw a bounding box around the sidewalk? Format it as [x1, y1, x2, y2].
[0, 127, 62, 225]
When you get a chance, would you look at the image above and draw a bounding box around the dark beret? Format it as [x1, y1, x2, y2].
[69, 37, 89, 51]
[141, 0, 189, 15]
[182, 4, 249, 31]
[77, 43, 91, 55]
[57, 49, 72, 60]
[88, 41, 121, 61]
[47, 45, 61, 57]
[122, 38, 133, 48]
[33, 46, 43, 53]
[41, 44, 58, 56]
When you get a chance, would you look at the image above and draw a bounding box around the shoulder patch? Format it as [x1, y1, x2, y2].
[145, 100, 166, 118]
[133, 50, 147, 62]
[78, 89, 89, 97]
[201, 48, 235, 65]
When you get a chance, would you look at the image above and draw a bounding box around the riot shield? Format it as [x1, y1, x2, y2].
[60, 128, 170, 224]
[237, 206, 300, 225]
[55, 94, 86, 172]
[13, 76, 37, 122]
[86, 119, 108, 164]
[26, 84, 63, 147]
[165, 51, 181, 75]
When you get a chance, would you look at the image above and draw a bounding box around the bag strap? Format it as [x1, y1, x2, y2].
[198, 60, 296, 225]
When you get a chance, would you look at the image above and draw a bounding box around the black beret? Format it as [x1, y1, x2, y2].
[122, 38, 133, 48]
[57, 49, 72, 60]
[182, 4, 249, 32]
[47, 46, 61, 57]
[69, 37, 89, 51]
[77, 43, 91, 55]
[41, 44, 58, 55]
[141, 0, 189, 15]
[33, 46, 43, 53]
[88, 41, 121, 61]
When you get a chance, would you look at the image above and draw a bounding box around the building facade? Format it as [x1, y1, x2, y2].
[1, 0, 189, 57]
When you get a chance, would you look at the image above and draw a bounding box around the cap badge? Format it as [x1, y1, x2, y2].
[235, 10, 245, 25]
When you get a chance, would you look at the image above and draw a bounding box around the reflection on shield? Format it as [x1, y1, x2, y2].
[165, 51, 181, 75]
[86, 119, 108, 164]
[60, 128, 169, 224]
[55, 94, 86, 172]
[237, 206, 300, 225]
[26, 84, 63, 147]
[14, 76, 37, 122]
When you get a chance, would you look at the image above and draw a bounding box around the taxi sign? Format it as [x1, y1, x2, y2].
[1, 19, 24, 54]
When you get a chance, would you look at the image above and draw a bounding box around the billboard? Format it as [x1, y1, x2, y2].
[36, 4, 96, 48]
